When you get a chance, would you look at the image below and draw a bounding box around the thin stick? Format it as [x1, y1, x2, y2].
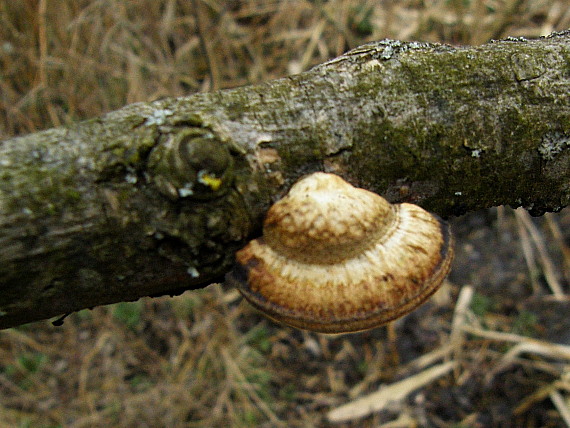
[550, 390, 570, 427]
[515, 209, 565, 297]
[327, 361, 456, 423]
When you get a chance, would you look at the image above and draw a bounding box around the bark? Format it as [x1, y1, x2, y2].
[1, 32, 569, 329]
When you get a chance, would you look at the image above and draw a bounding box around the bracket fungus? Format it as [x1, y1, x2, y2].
[226, 172, 454, 333]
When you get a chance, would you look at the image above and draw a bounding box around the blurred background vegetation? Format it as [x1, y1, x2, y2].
[0, 1, 569, 427]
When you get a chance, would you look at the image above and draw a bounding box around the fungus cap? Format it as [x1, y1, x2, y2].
[226, 172, 454, 333]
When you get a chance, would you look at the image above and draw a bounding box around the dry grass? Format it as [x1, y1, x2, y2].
[1, 1, 570, 427]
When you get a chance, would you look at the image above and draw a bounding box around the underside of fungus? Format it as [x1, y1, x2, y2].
[226, 172, 454, 334]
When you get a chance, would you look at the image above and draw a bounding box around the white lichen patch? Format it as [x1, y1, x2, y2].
[505, 36, 528, 42]
[125, 167, 138, 184]
[144, 108, 174, 126]
[178, 183, 194, 198]
[380, 45, 396, 60]
[538, 132, 570, 160]
[187, 266, 200, 278]
[377, 40, 402, 60]
[318, 39, 432, 69]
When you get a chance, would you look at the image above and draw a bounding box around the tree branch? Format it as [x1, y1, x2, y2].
[1, 32, 569, 329]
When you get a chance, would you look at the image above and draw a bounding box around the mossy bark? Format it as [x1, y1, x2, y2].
[1, 32, 569, 329]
